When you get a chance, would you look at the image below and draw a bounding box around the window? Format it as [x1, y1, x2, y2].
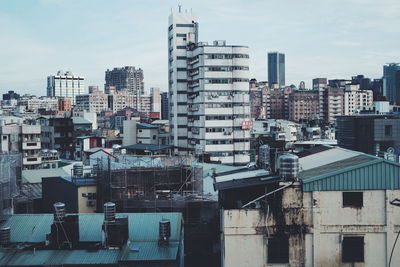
[268, 235, 289, 263]
[343, 192, 363, 208]
[342, 236, 364, 262]
[385, 125, 392, 136]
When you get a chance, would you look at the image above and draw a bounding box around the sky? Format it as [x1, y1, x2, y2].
[0, 0, 399, 96]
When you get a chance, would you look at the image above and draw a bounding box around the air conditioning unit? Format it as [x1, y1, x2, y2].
[86, 200, 96, 207]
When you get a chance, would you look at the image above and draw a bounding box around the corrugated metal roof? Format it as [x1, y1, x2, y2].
[1, 214, 54, 243]
[299, 146, 364, 171]
[22, 168, 69, 184]
[1, 213, 182, 243]
[0, 212, 182, 265]
[302, 157, 400, 191]
[120, 241, 179, 261]
[299, 155, 377, 180]
[71, 117, 92, 125]
[0, 250, 122, 266]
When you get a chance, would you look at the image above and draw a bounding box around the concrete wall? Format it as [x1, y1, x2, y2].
[222, 187, 400, 267]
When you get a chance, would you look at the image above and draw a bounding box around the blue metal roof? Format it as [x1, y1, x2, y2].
[122, 144, 171, 151]
[0, 250, 122, 266]
[1, 213, 182, 243]
[302, 157, 400, 191]
[137, 122, 159, 129]
[0, 212, 183, 264]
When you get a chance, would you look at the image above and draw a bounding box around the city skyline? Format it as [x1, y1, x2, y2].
[1, 0, 400, 96]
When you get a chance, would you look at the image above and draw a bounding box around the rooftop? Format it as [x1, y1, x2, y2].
[122, 144, 171, 152]
[0, 212, 183, 265]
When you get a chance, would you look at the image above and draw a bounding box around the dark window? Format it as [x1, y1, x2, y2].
[2, 136, 7, 140]
[343, 192, 363, 208]
[342, 236, 364, 262]
[268, 235, 289, 263]
[385, 125, 392, 136]
[152, 135, 156, 140]
[176, 24, 194, 27]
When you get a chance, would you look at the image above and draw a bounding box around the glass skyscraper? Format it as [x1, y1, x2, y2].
[268, 52, 285, 87]
[383, 63, 400, 103]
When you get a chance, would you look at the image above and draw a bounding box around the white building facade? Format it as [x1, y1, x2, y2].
[168, 12, 251, 165]
[47, 71, 85, 105]
[344, 84, 373, 115]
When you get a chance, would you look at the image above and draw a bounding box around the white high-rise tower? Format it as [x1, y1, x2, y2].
[168, 10, 251, 165]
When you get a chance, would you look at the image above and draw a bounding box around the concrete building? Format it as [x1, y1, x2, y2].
[288, 90, 319, 121]
[107, 89, 137, 113]
[150, 87, 161, 114]
[58, 97, 72, 112]
[0, 122, 42, 170]
[161, 91, 169, 120]
[268, 51, 285, 87]
[344, 84, 374, 115]
[336, 114, 400, 155]
[105, 66, 144, 95]
[18, 96, 59, 112]
[2, 90, 20, 100]
[168, 11, 251, 165]
[383, 63, 400, 103]
[75, 88, 108, 113]
[47, 71, 85, 105]
[216, 146, 400, 267]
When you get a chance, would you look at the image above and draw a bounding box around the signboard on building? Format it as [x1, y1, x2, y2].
[241, 120, 253, 130]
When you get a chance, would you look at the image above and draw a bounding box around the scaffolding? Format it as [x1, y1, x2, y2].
[0, 153, 21, 217]
[94, 155, 207, 211]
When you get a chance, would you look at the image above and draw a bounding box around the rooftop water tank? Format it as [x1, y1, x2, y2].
[279, 154, 299, 181]
[53, 202, 66, 223]
[159, 219, 171, 244]
[0, 227, 10, 245]
[104, 202, 116, 223]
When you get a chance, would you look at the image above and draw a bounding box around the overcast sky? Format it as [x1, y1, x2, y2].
[1, 0, 399, 96]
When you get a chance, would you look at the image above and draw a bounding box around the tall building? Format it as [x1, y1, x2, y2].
[268, 52, 285, 87]
[383, 63, 400, 103]
[47, 71, 85, 105]
[150, 87, 161, 114]
[2, 90, 20, 101]
[351, 75, 371, 90]
[161, 92, 169, 120]
[168, 11, 251, 165]
[105, 66, 144, 95]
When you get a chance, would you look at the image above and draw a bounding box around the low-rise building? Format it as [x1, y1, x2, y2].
[216, 146, 400, 267]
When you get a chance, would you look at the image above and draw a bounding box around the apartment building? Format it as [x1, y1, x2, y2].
[0, 121, 42, 170]
[344, 84, 373, 115]
[168, 11, 251, 165]
[75, 88, 108, 113]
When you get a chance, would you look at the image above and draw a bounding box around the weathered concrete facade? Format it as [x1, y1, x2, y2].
[222, 183, 400, 267]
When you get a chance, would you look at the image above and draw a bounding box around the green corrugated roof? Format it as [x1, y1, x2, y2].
[0, 212, 182, 265]
[0, 250, 122, 266]
[121, 241, 180, 261]
[1, 213, 182, 243]
[302, 157, 400, 191]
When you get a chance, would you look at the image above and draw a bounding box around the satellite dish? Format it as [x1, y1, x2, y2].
[387, 147, 395, 154]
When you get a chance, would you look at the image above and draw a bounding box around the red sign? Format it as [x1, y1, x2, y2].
[241, 120, 253, 130]
[149, 112, 160, 119]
